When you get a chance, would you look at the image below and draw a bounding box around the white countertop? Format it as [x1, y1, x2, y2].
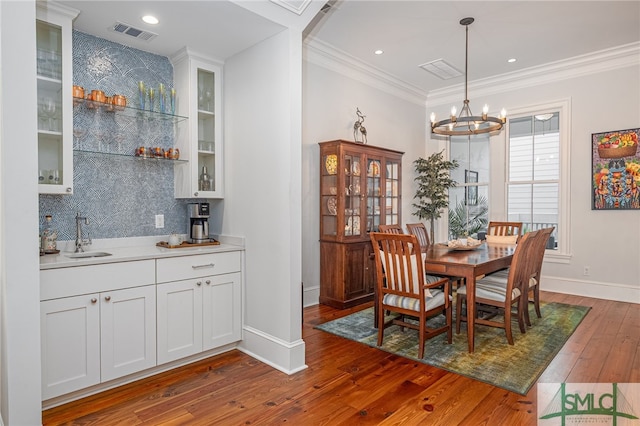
[40, 235, 244, 270]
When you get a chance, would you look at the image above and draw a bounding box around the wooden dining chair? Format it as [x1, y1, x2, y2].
[477, 227, 554, 327]
[370, 232, 451, 358]
[378, 224, 404, 234]
[486, 221, 523, 244]
[405, 223, 430, 251]
[455, 229, 540, 345]
[406, 222, 465, 291]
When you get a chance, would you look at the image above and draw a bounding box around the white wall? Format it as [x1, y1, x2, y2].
[301, 59, 428, 306]
[224, 30, 306, 373]
[0, 1, 43, 424]
[428, 50, 640, 302]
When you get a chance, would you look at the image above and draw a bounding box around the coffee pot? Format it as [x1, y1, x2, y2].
[188, 202, 210, 243]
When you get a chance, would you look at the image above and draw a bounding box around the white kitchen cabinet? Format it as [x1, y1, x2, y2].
[36, 3, 77, 194]
[41, 293, 100, 400]
[40, 259, 156, 400]
[202, 272, 242, 350]
[156, 278, 203, 364]
[171, 48, 224, 199]
[100, 285, 156, 382]
[40, 285, 155, 400]
[156, 252, 241, 364]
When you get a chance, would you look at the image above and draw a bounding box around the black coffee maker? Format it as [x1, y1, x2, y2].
[188, 202, 210, 243]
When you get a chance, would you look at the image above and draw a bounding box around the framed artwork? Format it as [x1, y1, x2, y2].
[465, 170, 478, 206]
[591, 127, 640, 210]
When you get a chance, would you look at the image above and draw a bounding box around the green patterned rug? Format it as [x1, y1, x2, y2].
[315, 302, 590, 395]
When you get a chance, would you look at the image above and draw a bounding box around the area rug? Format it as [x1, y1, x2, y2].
[315, 302, 590, 395]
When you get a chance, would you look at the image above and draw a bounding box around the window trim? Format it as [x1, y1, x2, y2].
[505, 98, 572, 262]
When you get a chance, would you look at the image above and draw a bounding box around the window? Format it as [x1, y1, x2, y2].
[506, 102, 569, 257]
[448, 134, 490, 239]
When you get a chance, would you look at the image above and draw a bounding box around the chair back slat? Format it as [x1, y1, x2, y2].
[487, 221, 523, 237]
[406, 223, 431, 252]
[371, 232, 424, 297]
[378, 224, 404, 234]
[503, 229, 540, 302]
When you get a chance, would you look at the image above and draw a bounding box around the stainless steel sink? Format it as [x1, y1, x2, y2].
[65, 251, 112, 259]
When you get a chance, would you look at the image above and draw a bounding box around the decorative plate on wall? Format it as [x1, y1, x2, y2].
[325, 154, 338, 175]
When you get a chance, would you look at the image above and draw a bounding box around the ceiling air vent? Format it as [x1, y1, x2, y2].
[110, 22, 158, 42]
[419, 59, 462, 80]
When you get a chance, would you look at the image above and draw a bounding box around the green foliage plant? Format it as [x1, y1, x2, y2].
[448, 196, 489, 239]
[412, 150, 459, 243]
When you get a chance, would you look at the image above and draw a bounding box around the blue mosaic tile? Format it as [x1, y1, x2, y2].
[40, 31, 200, 240]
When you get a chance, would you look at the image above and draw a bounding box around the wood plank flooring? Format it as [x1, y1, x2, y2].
[42, 291, 639, 425]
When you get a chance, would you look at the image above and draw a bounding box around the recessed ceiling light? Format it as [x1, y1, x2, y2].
[142, 15, 159, 25]
[508, 58, 517, 63]
[374, 50, 384, 55]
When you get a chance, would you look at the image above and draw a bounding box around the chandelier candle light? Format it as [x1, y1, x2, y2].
[430, 17, 506, 136]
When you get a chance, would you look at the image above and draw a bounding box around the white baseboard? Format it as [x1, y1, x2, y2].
[303, 285, 320, 307]
[543, 275, 639, 303]
[238, 326, 307, 375]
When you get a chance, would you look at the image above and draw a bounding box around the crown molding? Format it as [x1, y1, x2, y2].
[304, 37, 428, 106]
[304, 37, 639, 111]
[427, 42, 640, 107]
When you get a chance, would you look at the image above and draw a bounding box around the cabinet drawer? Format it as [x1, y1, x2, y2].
[40, 260, 156, 301]
[156, 251, 241, 283]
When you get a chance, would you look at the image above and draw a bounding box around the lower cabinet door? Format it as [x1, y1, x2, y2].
[100, 285, 157, 382]
[41, 294, 101, 400]
[202, 272, 242, 351]
[157, 279, 203, 364]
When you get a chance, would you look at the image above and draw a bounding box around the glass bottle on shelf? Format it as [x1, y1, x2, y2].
[199, 165, 211, 191]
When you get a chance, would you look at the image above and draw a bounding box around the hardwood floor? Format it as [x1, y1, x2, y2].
[42, 291, 639, 425]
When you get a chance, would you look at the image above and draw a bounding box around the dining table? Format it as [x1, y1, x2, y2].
[424, 242, 517, 353]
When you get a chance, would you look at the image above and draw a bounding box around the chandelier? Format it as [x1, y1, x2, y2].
[430, 17, 506, 136]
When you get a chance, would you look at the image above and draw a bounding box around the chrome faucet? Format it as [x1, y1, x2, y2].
[74, 212, 91, 252]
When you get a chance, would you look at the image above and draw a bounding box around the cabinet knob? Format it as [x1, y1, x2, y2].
[91, 298, 97, 304]
[196, 281, 202, 286]
[194, 192, 199, 197]
[104, 295, 111, 301]
[66, 187, 72, 193]
[205, 280, 211, 285]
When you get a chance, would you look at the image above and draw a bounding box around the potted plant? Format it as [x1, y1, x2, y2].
[448, 196, 489, 240]
[412, 150, 459, 243]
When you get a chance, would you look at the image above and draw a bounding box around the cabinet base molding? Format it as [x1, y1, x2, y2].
[42, 343, 238, 410]
[239, 325, 307, 375]
[319, 294, 373, 310]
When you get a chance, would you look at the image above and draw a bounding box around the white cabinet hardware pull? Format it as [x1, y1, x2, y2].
[196, 281, 202, 286]
[91, 298, 97, 304]
[104, 296, 111, 301]
[205, 280, 211, 285]
[191, 263, 215, 270]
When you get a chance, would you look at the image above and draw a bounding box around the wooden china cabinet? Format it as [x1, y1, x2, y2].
[319, 140, 403, 309]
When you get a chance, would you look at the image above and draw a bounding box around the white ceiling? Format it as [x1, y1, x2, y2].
[60, 1, 640, 93]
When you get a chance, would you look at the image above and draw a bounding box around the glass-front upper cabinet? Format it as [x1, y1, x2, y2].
[36, 3, 78, 194]
[172, 49, 224, 198]
[319, 140, 403, 242]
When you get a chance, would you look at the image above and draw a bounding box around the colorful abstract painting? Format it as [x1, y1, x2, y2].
[592, 127, 640, 210]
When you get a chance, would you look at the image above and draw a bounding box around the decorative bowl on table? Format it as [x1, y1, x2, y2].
[438, 237, 483, 251]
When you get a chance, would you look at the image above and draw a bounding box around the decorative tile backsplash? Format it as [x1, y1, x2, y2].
[40, 31, 200, 241]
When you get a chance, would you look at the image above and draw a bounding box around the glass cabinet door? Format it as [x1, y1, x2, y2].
[321, 152, 338, 237]
[196, 68, 216, 193]
[37, 16, 73, 194]
[343, 152, 362, 237]
[366, 157, 382, 232]
[385, 159, 401, 225]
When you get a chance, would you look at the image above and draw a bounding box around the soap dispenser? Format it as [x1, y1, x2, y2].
[41, 214, 58, 253]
